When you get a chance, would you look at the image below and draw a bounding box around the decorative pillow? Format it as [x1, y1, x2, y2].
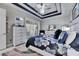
[54, 29, 62, 39]
[58, 31, 68, 44]
[70, 33, 79, 51]
[65, 31, 76, 45]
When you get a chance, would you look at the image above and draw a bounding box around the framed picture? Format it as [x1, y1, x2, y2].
[72, 3, 79, 20]
[48, 24, 56, 31]
[15, 17, 24, 26]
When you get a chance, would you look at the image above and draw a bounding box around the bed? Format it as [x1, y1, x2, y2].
[26, 29, 69, 56]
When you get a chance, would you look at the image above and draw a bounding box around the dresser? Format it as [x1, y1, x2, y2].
[13, 26, 26, 46]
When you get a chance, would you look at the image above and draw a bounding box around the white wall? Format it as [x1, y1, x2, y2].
[41, 15, 71, 30]
[0, 3, 40, 47]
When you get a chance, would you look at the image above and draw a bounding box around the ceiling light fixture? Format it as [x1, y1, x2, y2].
[40, 3, 45, 14]
[36, 3, 45, 14]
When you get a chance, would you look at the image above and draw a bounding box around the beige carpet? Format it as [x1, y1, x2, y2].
[2, 44, 41, 56]
[2, 48, 41, 56]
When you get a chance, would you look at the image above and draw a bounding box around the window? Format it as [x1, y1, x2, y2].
[25, 22, 38, 37]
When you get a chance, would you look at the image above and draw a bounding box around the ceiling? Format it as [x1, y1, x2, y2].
[12, 3, 75, 19]
[27, 3, 57, 15]
[12, 3, 62, 19]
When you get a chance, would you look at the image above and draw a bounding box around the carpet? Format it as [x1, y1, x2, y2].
[2, 48, 41, 56]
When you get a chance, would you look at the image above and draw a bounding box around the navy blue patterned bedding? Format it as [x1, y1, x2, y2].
[26, 35, 58, 54]
[26, 31, 68, 54]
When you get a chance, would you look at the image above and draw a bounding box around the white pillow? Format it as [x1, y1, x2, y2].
[65, 31, 77, 45]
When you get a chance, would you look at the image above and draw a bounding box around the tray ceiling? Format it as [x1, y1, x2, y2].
[12, 3, 62, 19]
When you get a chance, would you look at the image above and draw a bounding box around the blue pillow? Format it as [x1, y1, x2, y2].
[70, 33, 79, 51]
[58, 31, 68, 44]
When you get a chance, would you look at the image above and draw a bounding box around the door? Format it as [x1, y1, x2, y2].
[0, 8, 6, 50]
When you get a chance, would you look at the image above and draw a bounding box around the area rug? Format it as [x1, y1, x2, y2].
[2, 48, 41, 56]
